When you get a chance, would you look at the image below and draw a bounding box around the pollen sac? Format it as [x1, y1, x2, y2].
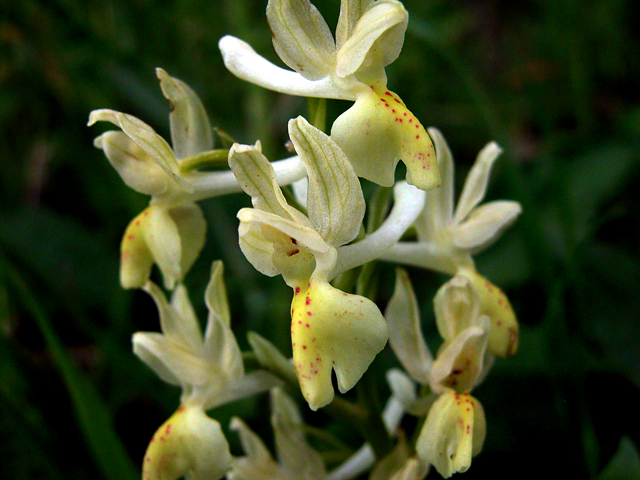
[331, 86, 439, 191]
[289, 280, 388, 410]
[416, 391, 486, 478]
[461, 269, 519, 358]
[142, 406, 231, 480]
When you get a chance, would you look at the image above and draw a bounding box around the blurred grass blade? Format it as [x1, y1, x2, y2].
[5, 262, 138, 480]
[596, 437, 640, 480]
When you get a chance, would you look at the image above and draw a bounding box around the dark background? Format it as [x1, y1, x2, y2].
[1, 0, 640, 478]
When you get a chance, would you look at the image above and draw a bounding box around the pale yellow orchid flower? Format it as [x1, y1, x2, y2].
[89, 69, 305, 289]
[133, 261, 280, 480]
[219, 0, 440, 191]
[382, 128, 521, 357]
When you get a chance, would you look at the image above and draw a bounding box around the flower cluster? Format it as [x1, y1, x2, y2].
[89, 0, 522, 479]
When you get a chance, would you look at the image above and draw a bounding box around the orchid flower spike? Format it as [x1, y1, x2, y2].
[219, 0, 440, 191]
[382, 128, 521, 357]
[229, 388, 326, 480]
[132, 261, 280, 480]
[384, 269, 489, 478]
[88, 68, 305, 290]
[229, 116, 388, 410]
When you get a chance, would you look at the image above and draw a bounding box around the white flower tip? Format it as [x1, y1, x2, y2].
[478, 141, 503, 166]
[218, 35, 250, 63]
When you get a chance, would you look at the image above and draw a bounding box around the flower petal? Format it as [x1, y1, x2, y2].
[88, 109, 193, 193]
[434, 274, 481, 342]
[203, 311, 244, 381]
[229, 143, 308, 224]
[93, 131, 170, 196]
[459, 270, 519, 358]
[429, 319, 490, 394]
[156, 68, 213, 159]
[423, 128, 455, 236]
[170, 283, 204, 347]
[120, 209, 155, 289]
[143, 406, 231, 480]
[389, 458, 430, 480]
[416, 392, 481, 478]
[205, 260, 231, 327]
[452, 200, 522, 252]
[248, 332, 297, 385]
[230, 416, 274, 464]
[288, 116, 365, 246]
[331, 87, 439, 190]
[271, 388, 326, 478]
[291, 176, 309, 209]
[144, 281, 204, 353]
[290, 280, 388, 410]
[453, 141, 502, 225]
[219, 36, 353, 100]
[171, 202, 207, 287]
[385, 269, 432, 384]
[238, 220, 279, 277]
[336, 0, 373, 49]
[336, 0, 408, 78]
[132, 332, 212, 386]
[266, 0, 335, 80]
[237, 208, 329, 286]
[204, 371, 281, 410]
[143, 206, 181, 290]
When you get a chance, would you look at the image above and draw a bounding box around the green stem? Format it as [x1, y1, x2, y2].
[179, 149, 229, 173]
[356, 370, 392, 459]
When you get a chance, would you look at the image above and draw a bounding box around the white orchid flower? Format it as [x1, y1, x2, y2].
[382, 128, 521, 357]
[228, 388, 326, 480]
[133, 261, 280, 480]
[384, 269, 490, 478]
[88, 68, 305, 290]
[219, 0, 440, 191]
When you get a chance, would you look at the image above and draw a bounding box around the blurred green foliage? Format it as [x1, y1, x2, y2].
[1, 0, 640, 478]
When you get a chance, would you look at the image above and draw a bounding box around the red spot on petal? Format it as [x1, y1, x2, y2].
[415, 125, 420, 129]
[416, 135, 420, 139]
[135, 221, 141, 226]
[295, 287, 300, 294]
[302, 345, 307, 350]
[403, 112, 407, 116]
[127, 234, 135, 240]
[305, 323, 310, 328]
[305, 297, 311, 305]
[298, 320, 302, 324]
[385, 91, 392, 96]
[392, 109, 396, 113]
[307, 311, 313, 316]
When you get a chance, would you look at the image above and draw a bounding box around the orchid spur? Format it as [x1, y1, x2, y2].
[219, 0, 440, 191]
[132, 261, 280, 480]
[88, 68, 305, 290]
[382, 128, 522, 357]
[229, 116, 426, 410]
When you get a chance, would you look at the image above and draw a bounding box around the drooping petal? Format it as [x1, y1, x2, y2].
[416, 392, 483, 478]
[385, 269, 432, 384]
[288, 116, 365, 246]
[266, 0, 336, 81]
[142, 406, 231, 480]
[93, 131, 170, 196]
[156, 68, 213, 159]
[88, 109, 193, 192]
[170, 283, 204, 348]
[336, 0, 373, 48]
[453, 141, 502, 225]
[144, 205, 181, 290]
[229, 143, 308, 224]
[120, 208, 154, 289]
[331, 87, 439, 191]
[429, 318, 490, 394]
[132, 332, 213, 387]
[271, 388, 326, 478]
[204, 260, 231, 326]
[171, 202, 207, 288]
[434, 274, 481, 342]
[290, 279, 388, 410]
[237, 221, 279, 277]
[452, 200, 522, 252]
[336, 0, 408, 78]
[459, 269, 519, 358]
[219, 36, 353, 100]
